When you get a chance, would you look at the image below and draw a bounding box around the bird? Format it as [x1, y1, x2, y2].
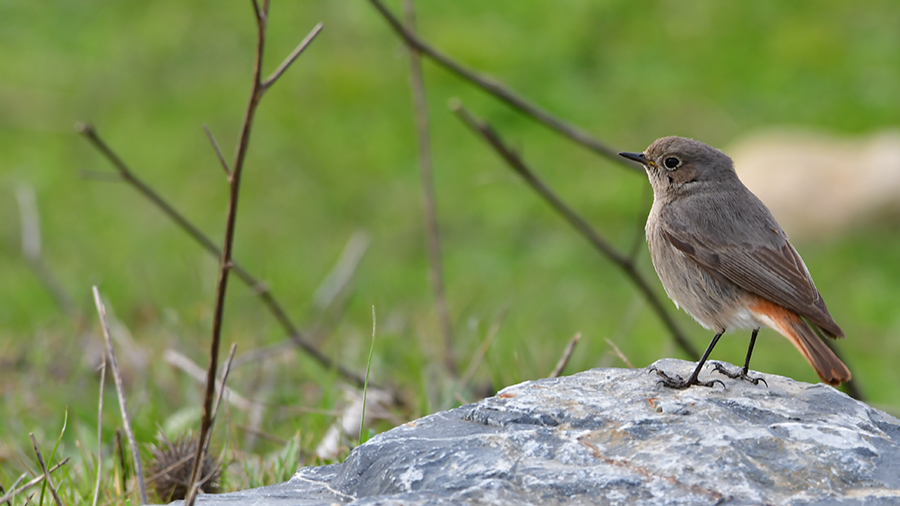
[619, 136, 851, 389]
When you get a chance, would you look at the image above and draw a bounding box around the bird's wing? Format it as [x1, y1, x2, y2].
[663, 220, 843, 337]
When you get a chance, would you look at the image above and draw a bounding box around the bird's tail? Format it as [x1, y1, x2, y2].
[751, 299, 851, 385]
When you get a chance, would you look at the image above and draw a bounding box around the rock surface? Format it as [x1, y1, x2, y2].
[174, 359, 900, 505]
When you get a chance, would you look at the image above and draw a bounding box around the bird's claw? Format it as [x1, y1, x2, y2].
[649, 366, 725, 389]
[710, 362, 768, 387]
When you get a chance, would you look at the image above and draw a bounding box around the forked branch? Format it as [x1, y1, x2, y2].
[186, 12, 322, 506]
[367, 0, 639, 172]
[77, 125, 367, 388]
[451, 102, 699, 361]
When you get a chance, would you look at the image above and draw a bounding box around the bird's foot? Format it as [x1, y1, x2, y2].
[648, 366, 725, 390]
[710, 362, 768, 387]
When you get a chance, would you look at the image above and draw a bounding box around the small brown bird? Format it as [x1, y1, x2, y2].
[619, 136, 851, 389]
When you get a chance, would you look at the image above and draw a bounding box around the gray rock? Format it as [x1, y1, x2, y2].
[175, 359, 900, 505]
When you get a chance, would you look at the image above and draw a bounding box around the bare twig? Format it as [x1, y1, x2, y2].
[262, 23, 324, 90]
[366, 0, 639, 171]
[92, 287, 148, 504]
[550, 332, 581, 378]
[186, 13, 323, 506]
[92, 354, 107, 506]
[76, 125, 368, 388]
[0, 458, 70, 505]
[604, 337, 635, 369]
[29, 434, 63, 506]
[403, 0, 457, 377]
[451, 103, 699, 361]
[203, 124, 231, 177]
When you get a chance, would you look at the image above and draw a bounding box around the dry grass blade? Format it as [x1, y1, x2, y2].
[604, 338, 635, 369]
[367, 0, 637, 170]
[28, 434, 63, 506]
[450, 102, 700, 361]
[0, 458, 70, 504]
[92, 286, 148, 504]
[92, 354, 107, 506]
[550, 333, 582, 378]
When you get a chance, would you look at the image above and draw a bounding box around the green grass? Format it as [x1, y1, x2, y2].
[2, 0, 900, 501]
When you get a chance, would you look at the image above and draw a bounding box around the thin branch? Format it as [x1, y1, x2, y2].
[77, 123, 223, 256]
[550, 332, 581, 378]
[77, 124, 368, 388]
[262, 23, 324, 90]
[186, 7, 267, 499]
[188, 10, 322, 505]
[0, 458, 70, 505]
[203, 124, 231, 177]
[92, 287, 148, 504]
[366, 0, 639, 172]
[29, 434, 63, 506]
[404, 0, 456, 378]
[91, 354, 107, 506]
[250, 0, 263, 24]
[451, 103, 700, 361]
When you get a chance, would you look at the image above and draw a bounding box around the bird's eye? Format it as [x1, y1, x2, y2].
[663, 157, 680, 169]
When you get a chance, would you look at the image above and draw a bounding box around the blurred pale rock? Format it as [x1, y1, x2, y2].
[168, 359, 900, 505]
[730, 129, 900, 240]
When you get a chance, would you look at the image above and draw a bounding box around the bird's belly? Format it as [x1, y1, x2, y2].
[648, 232, 752, 333]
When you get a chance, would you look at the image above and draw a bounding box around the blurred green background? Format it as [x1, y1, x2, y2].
[2, 0, 900, 496]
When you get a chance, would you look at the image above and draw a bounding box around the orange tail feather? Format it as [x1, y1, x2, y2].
[750, 299, 851, 386]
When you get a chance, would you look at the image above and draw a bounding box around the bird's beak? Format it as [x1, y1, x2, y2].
[618, 151, 648, 165]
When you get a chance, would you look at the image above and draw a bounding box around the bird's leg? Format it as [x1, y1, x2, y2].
[650, 331, 725, 389]
[712, 328, 768, 386]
